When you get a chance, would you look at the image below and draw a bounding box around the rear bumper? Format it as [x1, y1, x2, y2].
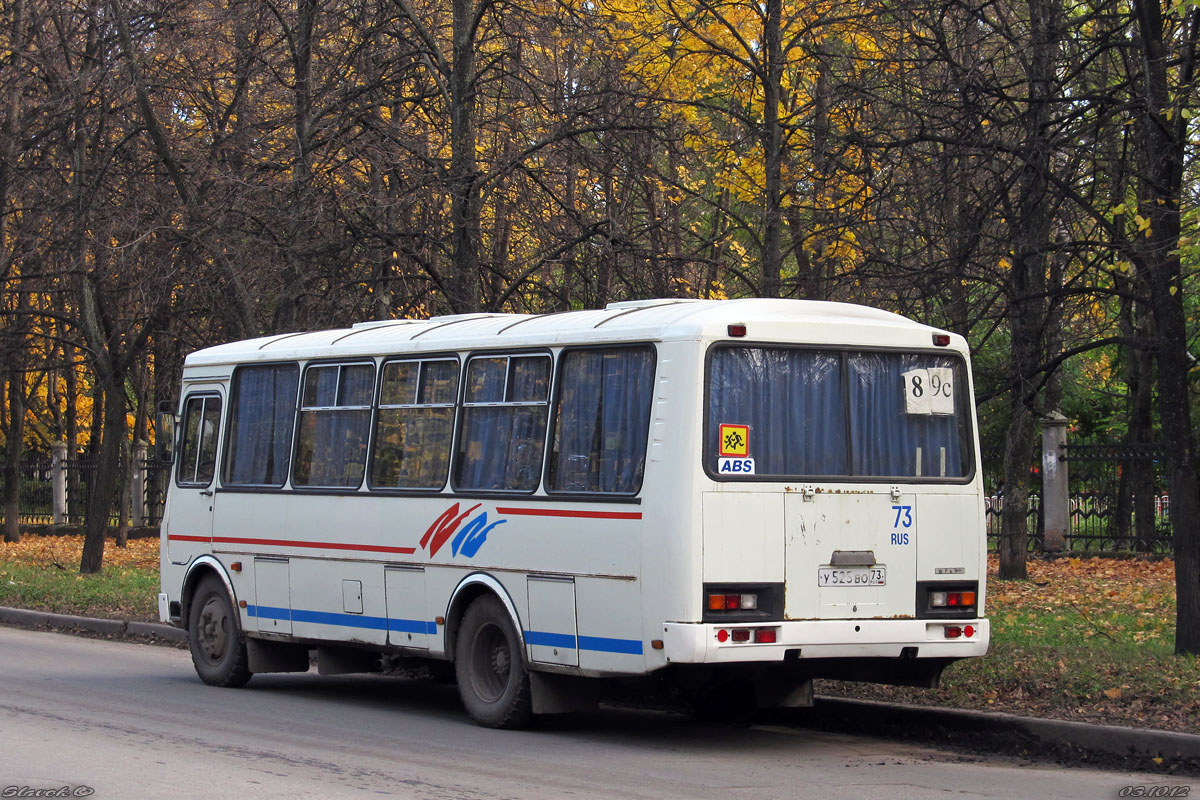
[662, 618, 989, 664]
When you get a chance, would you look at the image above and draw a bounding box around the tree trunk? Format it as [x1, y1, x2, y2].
[999, 0, 1061, 578]
[760, 0, 784, 298]
[3, 369, 23, 543]
[80, 367, 126, 574]
[448, 0, 481, 313]
[1131, 0, 1200, 653]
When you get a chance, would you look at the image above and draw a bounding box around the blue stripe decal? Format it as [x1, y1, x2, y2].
[244, 607, 634, 653]
[246, 604, 290, 621]
[578, 635, 644, 655]
[525, 630, 577, 649]
[389, 618, 439, 635]
[524, 630, 643, 655]
[246, 605, 436, 634]
[291, 609, 389, 630]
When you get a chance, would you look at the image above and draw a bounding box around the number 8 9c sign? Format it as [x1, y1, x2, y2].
[903, 367, 955, 415]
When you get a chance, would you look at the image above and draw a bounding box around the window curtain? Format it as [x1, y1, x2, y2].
[551, 347, 654, 493]
[848, 354, 967, 478]
[226, 364, 299, 486]
[708, 348, 848, 476]
[294, 364, 373, 488]
[456, 356, 549, 491]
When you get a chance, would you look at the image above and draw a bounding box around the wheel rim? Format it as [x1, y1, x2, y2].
[468, 621, 511, 702]
[197, 595, 229, 664]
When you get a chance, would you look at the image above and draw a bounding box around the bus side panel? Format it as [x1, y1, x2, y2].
[915, 492, 986, 595]
[637, 340, 705, 665]
[284, 557, 388, 646]
[574, 577, 645, 671]
[701, 492, 784, 583]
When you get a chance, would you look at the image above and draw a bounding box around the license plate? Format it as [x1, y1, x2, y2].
[818, 566, 886, 587]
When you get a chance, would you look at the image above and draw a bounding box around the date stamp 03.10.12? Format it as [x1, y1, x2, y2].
[1118, 788, 1192, 798]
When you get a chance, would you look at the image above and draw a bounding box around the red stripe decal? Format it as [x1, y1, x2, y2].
[494, 507, 642, 520]
[167, 535, 211, 543]
[170, 534, 415, 555]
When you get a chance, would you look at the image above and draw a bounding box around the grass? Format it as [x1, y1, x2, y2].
[0, 536, 159, 622]
[820, 556, 1200, 733]
[1, 537, 1197, 732]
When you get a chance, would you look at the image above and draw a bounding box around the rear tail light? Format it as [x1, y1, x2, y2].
[702, 583, 782, 622]
[942, 624, 976, 639]
[929, 590, 976, 608]
[707, 592, 758, 611]
[714, 626, 779, 645]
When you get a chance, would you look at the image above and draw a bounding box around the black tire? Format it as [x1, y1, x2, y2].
[454, 595, 533, 729]
[188, 575, 252, 688]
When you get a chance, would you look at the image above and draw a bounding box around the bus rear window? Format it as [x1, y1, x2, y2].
[707, 346, 972, 480]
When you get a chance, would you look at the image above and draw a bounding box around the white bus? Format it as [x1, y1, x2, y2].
[159, 298, 989, 727]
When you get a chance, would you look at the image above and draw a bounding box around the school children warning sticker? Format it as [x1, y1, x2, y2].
[719, 424, 750, 457]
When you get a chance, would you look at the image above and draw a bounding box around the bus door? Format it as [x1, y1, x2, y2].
[167, 388, 224, 564]
[784, 488, 919, 620]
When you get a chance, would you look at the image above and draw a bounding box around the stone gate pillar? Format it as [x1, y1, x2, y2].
[51, 441, 68, 525]
[1041, 412, 1070, 551]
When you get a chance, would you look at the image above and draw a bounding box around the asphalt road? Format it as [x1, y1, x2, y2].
[0, 626, 1193, 800]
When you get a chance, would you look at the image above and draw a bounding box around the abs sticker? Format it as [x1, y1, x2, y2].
[719, 423, 750, 457]
[718, 457, 756, 475]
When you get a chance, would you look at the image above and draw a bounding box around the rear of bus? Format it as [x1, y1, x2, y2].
[660, 310, 988, 701]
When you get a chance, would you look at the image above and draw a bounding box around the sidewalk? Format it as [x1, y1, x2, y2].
[2, 604, 1198, 773]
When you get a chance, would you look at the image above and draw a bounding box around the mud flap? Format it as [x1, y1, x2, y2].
[530, 671, 599, 714]
[246, 638, 309, 673]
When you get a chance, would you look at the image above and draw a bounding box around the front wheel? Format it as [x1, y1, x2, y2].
[454, 595, 532, 728]
[188, 575, 252, 688]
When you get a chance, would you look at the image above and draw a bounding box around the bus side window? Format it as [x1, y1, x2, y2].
[293, 362, 375, 488]
[548, 346, 655, 495]
[455, 354, 551, 492]
[370, 358, 459, 489]
[177, 395, 222, 486]
[225, 363, 300, 487]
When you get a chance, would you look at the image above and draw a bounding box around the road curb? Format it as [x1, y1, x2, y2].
[0, 606, 187, 645]
[807, 696, 1200, 771]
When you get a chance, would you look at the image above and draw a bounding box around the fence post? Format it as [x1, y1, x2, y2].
[133, 440, 148, 527]
[51, 441, 68, 525]
[1041, 413, 1070, 551]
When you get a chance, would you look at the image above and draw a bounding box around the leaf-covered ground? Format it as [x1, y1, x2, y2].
[0, 536, 159, 621]
[1, 538, 1197, 732]
[819, 555, 1200, 734]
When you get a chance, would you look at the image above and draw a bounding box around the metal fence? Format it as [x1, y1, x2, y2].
[983, 438, 1173, 555]
[0, 450, 169, 528]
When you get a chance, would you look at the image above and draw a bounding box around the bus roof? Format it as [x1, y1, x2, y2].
[183, 298, 963, 367]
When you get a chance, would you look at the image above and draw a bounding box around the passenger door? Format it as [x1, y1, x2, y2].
[166, 389, 223, 564]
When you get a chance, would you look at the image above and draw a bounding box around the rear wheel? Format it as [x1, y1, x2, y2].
[188, 575, 252, 687]
[455, 595, 532, 728]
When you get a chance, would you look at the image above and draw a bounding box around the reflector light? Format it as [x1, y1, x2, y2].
[944, 626, 962, 639]
[728, 324, 747, 337]
[731, 629, 751, 643]
[933, 333, 951, 346]
[716, 629, 729, 643]
[754, 628, 777, 644]
[964, 625, 975, 638]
